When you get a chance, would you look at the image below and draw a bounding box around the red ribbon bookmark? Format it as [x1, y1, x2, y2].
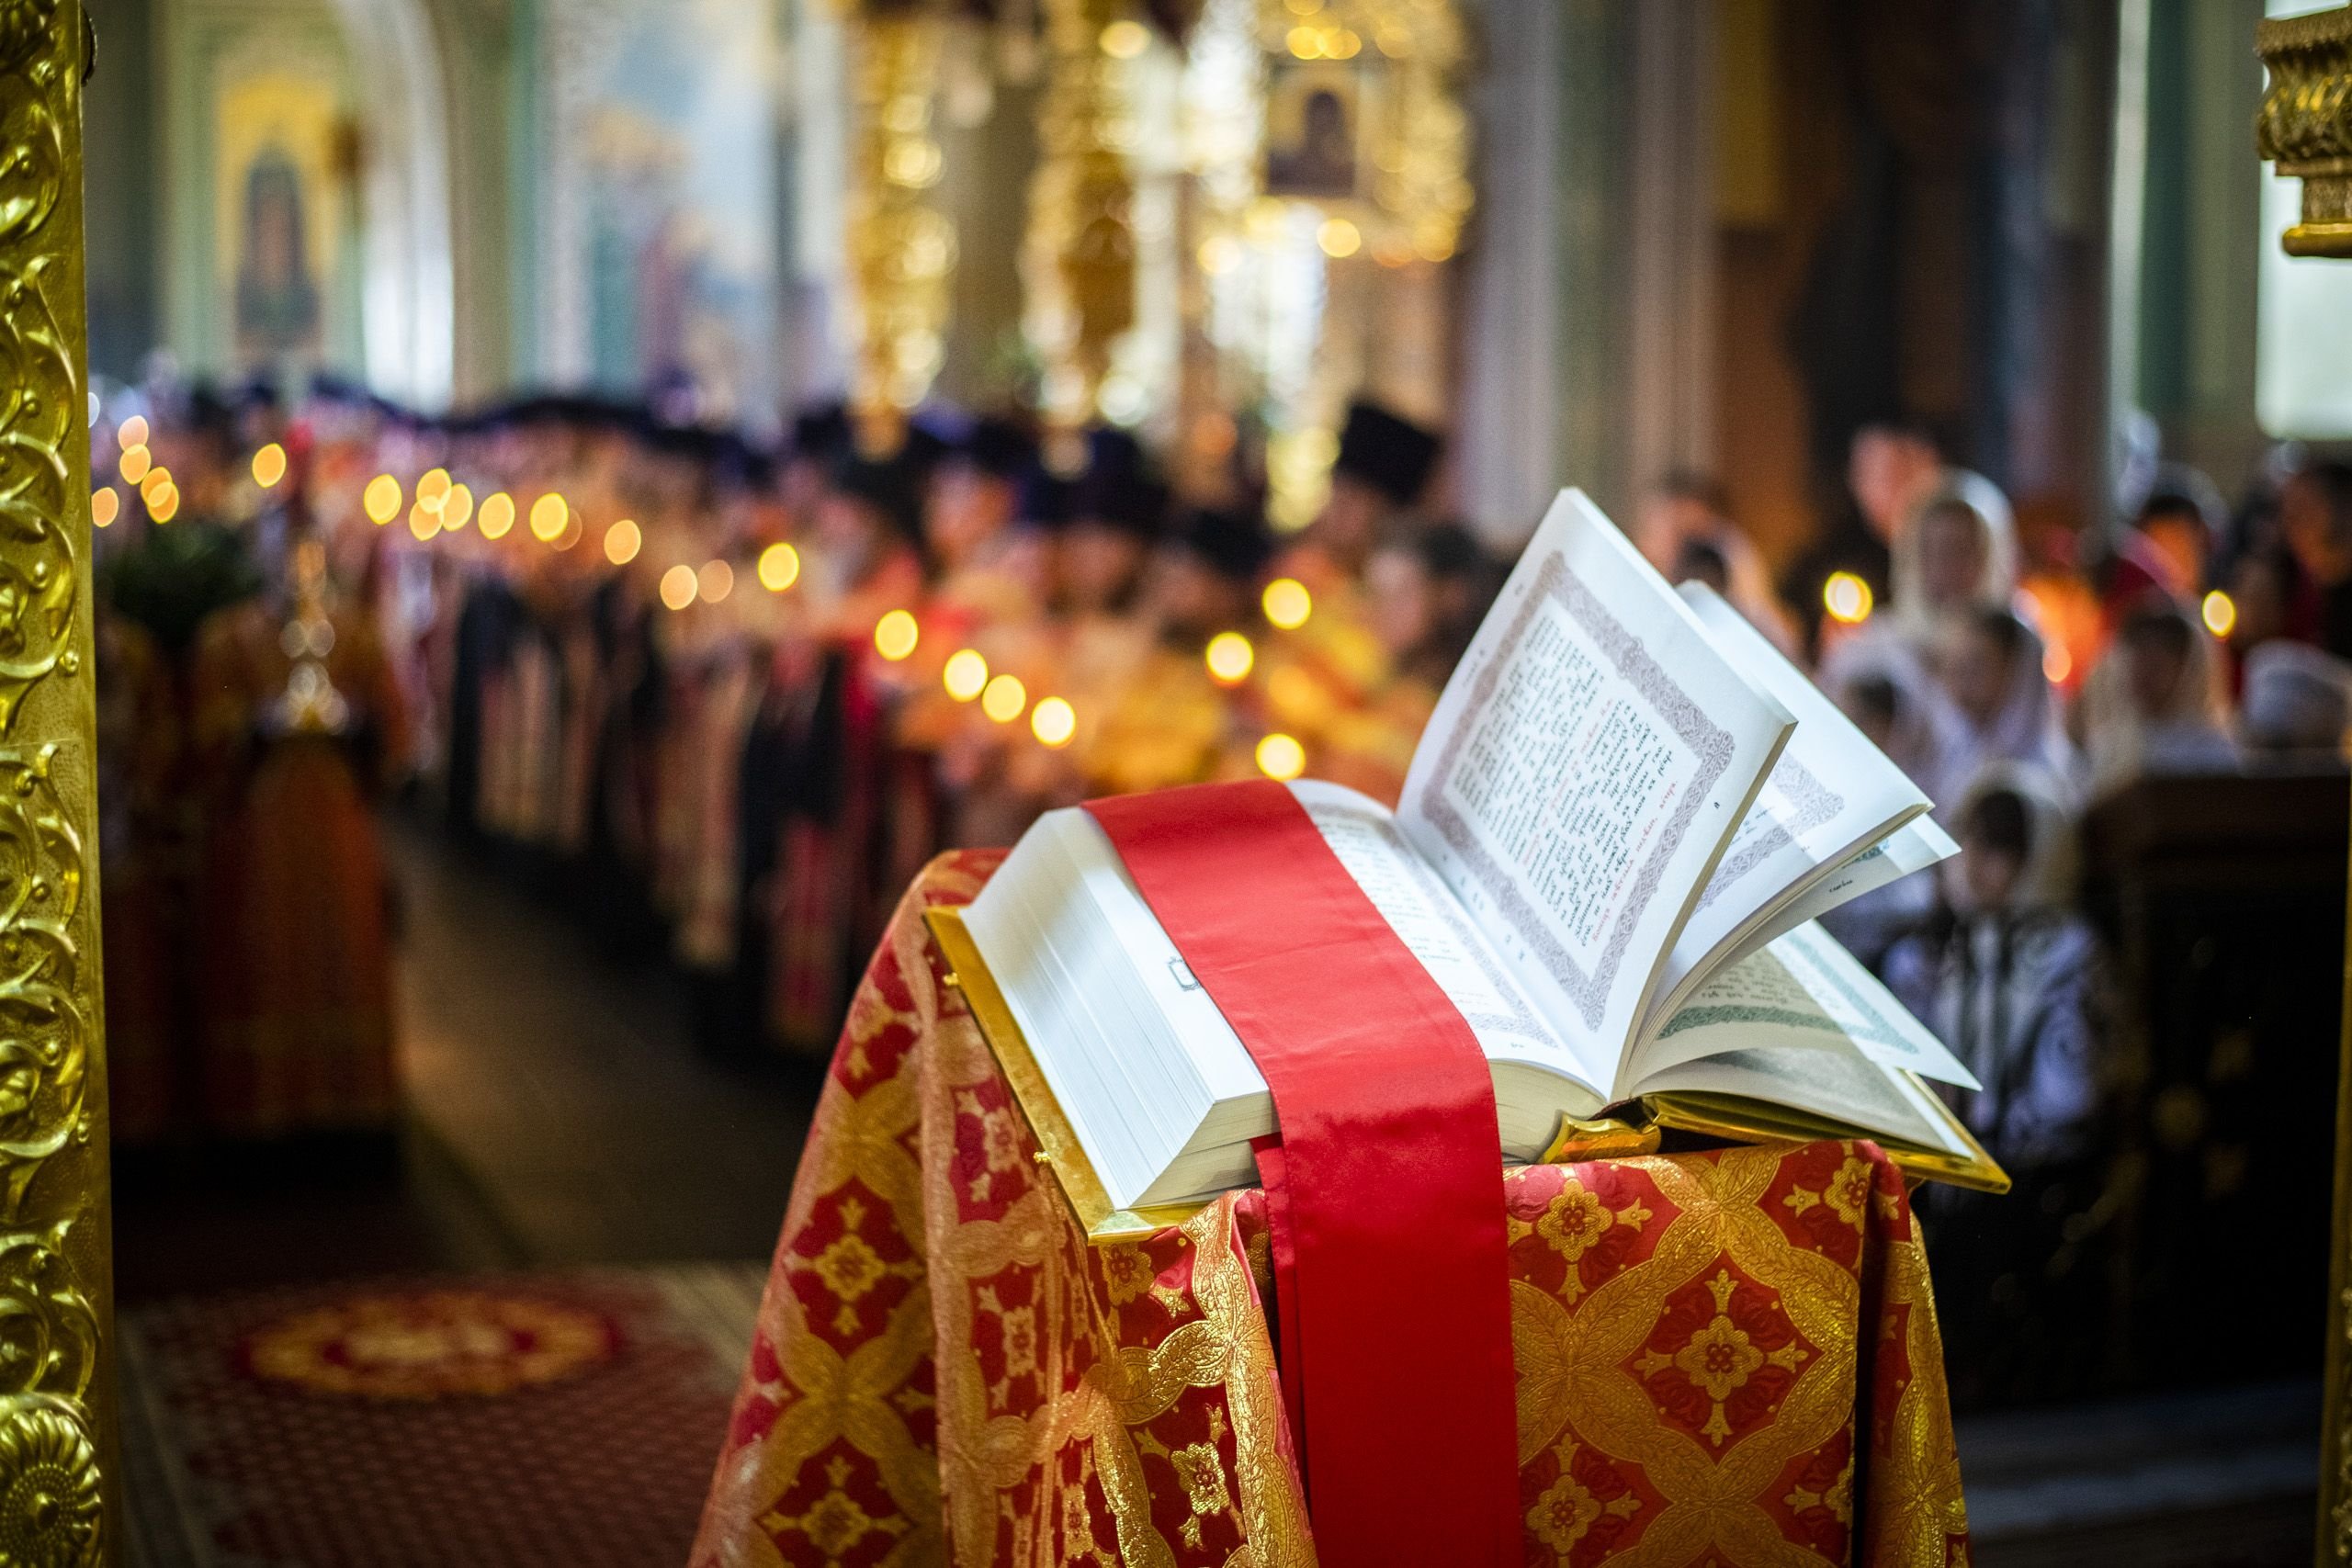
[1086, 780, 1520, 1566]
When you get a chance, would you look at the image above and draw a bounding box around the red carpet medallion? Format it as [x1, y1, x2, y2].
[119, 1265, 761, 1567]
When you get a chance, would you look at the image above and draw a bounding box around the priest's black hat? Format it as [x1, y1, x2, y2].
[1334, 400, 1443, 507]
[1018, 468, 1076, 532]
[956, 415, 1039, 480]
[830, 449, 927, 542]
[790, 401, 854, 465]
[1168, 505, 1272, 582]
[1070, 427, 1168, 539]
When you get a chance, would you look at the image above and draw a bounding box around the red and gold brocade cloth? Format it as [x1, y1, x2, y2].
[692, 853, 1972, 1567]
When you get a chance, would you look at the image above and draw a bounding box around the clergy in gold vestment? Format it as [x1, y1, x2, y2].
[190, 534, 407, 1136]
[1261, 400, 1443, 770]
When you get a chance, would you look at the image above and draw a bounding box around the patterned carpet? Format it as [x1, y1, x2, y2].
[119, 1264, 763, 1567]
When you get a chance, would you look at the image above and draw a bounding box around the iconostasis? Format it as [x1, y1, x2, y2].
[835, 0, 1472, 527]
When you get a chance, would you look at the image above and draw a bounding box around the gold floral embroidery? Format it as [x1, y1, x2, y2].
[1518, 1178, 1657, 1303]
[1171, 1441, 1229, 1517]
[1825, 1156, 1874, 1227]
[758, 1455, 911, 1559]
[1785, 1455, 1855, 1528]
[1529, 1464, 1602, 1552]
[1536, 1179, 1612, 1259]
[960, 1087, 1028, 1175]
[808, 1233, 887, 1304]
[1001, 1302, 1039, 1382]
[1781, 1154, 1874, 1231]
[1098, 1243, 1154, 1306]
[1675, 1315, 1764, 1444]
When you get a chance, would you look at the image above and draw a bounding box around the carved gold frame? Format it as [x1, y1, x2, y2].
[0, 1, 119, 1561]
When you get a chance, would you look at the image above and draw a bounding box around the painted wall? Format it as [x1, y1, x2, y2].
[530, 0, 788, 423]
[157, 0, 367, 388]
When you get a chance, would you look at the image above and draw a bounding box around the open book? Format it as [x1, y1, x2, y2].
[946, 491, 2001, 1230]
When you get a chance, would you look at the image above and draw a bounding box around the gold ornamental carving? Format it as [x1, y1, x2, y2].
[2257, 4, 2352, 259]
[0, 1396, 98, 1568]
[847, 10, 959, 423]
[1025, 0, 1142, 428]
[0, 1, 118, 1562]
[0, 0, 85, 737]
[0, 750, 90, 1219]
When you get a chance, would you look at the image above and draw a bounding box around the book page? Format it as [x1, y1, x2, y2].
[1650, 585, 1932, 1022]
[1634, 1047, 1970, 1160]
[1288, 781, 1611, 1097]
[1635, 921, 1978, 1090]
[962, 809, 1274, 1209]
[1396, 491, 1793, 1086]
[1716, 818, 1958, 973]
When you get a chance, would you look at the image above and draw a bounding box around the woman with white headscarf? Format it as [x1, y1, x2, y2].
[1888, 471, 2021, 645]
[2078, 601, 2237, 801]
[1934, 604, 2081, 803]
[1821, 470, 2020, 692]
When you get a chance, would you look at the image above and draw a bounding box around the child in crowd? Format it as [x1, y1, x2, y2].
[1887, 765, 2104, 1168]
[2077, 602, 2236, 799]
[1891, 762, 2112, 1404]
[1937, 605, 2078, 798]
[2238, 638, 2352, 757]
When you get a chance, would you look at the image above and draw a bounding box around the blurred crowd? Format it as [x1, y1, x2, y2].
[83, 370, 2352, 1209]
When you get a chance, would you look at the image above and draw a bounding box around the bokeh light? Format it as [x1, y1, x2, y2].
[698, 560, 735, 604]
[2202, 590, 2237, 637]
[944, 648, 989, 702]
[875, 609, 920, 661]
[1100, 18, 1148, 56]
[90, 487, 119, 527]
[118, 446, 151, 485]
[528, 492, 568, 542]
[440, 482, 474, 530]
[1822, 571, 1873, 625]
[1031, 696, 1077, 747]
[1255, 732, 1306, 781]
[605, 519, 641, 566]
[478, 492, 516, 539]
[659, 564, 698, 611]
[416, 468, 452, 507]
[116, 415, 148, 451]
[1317, 218, 1363, 258]
[409, 502, 441, 542]
[144, 481, 179, 523]
[251, 443, 288, 489]
[757, 542, 800, 592]
[1262, 578, 1312, 629]
[1205, 631, 1255, 685]
[364, 474, 403, 525]
[981, 673, 1028, 724]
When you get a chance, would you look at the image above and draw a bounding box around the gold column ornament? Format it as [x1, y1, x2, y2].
[1024, 0, 1141, 429]
[847, 9, 959, 425]
[2257, 4, 2352, 259]
[0, 0, 119, 1562]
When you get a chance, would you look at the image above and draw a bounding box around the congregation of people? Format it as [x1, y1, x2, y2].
[86, 373, 2352, 1229]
